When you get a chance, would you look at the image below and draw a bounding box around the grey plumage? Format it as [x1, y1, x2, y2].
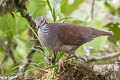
[36, 16, 112, 54]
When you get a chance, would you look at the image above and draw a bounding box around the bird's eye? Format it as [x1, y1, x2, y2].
[37, 25, 40, 29]
[41, 20, 44, 23]
[40, 20, 45, 26]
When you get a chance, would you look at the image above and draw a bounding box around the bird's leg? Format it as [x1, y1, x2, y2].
[66, 53, 87, 61]
[59, 53, 75, 71]
[51, 51, 57, 65]
[59, 59, 66, 71]
[66, 52, 87, 62]
[65, 53, 76, 60]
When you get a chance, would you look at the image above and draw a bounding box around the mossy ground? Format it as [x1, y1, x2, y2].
[24, 61, 106, 80]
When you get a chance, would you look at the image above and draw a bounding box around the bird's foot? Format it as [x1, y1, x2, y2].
[58, 53, 88, 71]
[58, 54, 75, 71]
[59, 59, 66, 71]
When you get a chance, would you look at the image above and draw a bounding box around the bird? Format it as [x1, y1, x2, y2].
[36, 16, 112, 64]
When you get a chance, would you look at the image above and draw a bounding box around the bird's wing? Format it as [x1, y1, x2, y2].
[50, 23, 94, 45]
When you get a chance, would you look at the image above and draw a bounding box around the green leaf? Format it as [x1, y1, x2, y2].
[61, 0, 84, 15]
[46, 64, 58, 69]
[52, 7, 56, 22]
[72, 20, 84, 24]
[14, 13, 28, 34]
[27, 0, 46, 18]
[106, 22, 120, 42]
[0, 13, 27, 37]
[0, 14, 16, 37]
[104, 1, 116, 15]
[46, 0, 53, 12]
[61, 0, 68, 14]
[46, 0, 57, 22]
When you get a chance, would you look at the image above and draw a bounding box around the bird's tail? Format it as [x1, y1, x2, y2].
[92, 29, 113, 37]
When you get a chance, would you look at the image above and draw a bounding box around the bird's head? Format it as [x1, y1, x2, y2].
[35, 16, 48, 29]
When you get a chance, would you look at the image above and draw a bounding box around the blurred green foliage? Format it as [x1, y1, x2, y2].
[0, 0, 120, 76]
[106, 23, 120, 42]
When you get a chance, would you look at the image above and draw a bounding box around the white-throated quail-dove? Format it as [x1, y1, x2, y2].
[36, 16, 112, 63]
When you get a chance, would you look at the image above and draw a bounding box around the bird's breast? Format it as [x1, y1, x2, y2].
[38, 30, 61, 51]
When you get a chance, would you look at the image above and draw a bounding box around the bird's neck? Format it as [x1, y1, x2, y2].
[41, 23, 49, 34]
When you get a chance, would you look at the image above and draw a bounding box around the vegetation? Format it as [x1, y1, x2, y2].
[0, 0, 120, 79]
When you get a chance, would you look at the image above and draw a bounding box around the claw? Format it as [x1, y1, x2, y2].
[59, 59, 66, 71]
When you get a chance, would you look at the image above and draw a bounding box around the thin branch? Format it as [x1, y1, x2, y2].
[0, 38, 9, 68]
[17, 4, 43, 51]
[7, 41, 42, 80]
[17, 4, 44, 72]
[87, 51, 120, 62]
[23, 41, 40, 72]
[18, 7, 36, 31]
[8, 37, 17, 65]
[0, 37, 17, 68]
[57, 17, 72, 23]
[9, 48, 17, 65]
[0, 51, 9, 68]
[91, 0, 95, 20]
